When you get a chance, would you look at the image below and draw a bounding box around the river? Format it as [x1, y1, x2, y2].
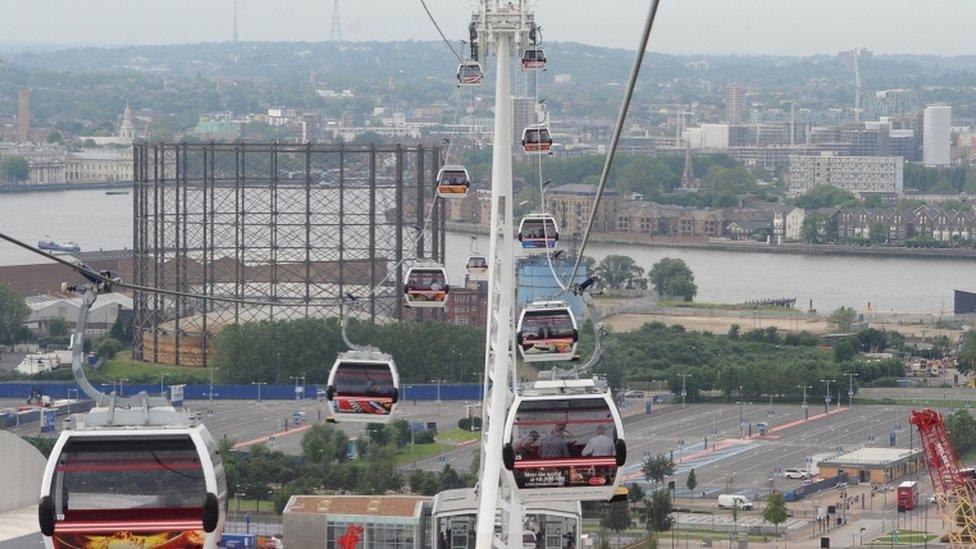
[0, 189, 971, 314]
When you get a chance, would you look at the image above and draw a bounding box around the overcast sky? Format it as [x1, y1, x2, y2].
[0, 0, 973, 56]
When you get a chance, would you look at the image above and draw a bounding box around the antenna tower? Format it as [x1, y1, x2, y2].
[329, 0, 342, 42]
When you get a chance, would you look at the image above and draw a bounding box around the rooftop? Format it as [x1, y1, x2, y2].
[549, 183, 619, 197]
[283, 495, 427, 519]
[819, 447, 922, 467]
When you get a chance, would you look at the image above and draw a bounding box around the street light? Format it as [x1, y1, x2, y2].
[679, 373, 691, 408]
[432, 379, 445, 403]
[159, 372, 169, 397]
[820, 379, 834, 414]
[208, 367, 219, 401]
[289, 373, 307, 400]
[117, 378, 129, 397]
[251, 382, 267, 404]
[843, 372, 859, 408]
[797, 385, 813, 420]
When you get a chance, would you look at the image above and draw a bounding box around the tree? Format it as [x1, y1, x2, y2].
[351, 131, 384, 145]
[959, 332, 976, 375]
[94, 337, 121, 359]
[727, 324, 741, 340]
[46, 131, 63, 144]
[627, 483, 646, 504]
[648, 258, 697, 301]
[0, 284, 29, 344]
[302, 423, 350, 464]
[601, 500, 631, 547]
[642, 454, 675, 488]
[686, 469, 698, 493]
[795, 186, 857, 209]
[863, 195, 883, 208]
[868, 220, 888, 244]
[827, 306, 859, 332]
[48, 316, 70, 338]
[833, 338, 859, 363]
[644, 489, 674, 533]
[945, 410, 976, 457]
[596, 255, 647, 290]
[763, 492, 789, 534]
[1, 156, 29, 182]
[800, 212, 828, 244]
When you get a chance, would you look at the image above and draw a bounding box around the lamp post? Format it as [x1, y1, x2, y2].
[118, 378, 128, 397]
[844, 372, 859, 408]
[251, 382, 267, 404]
[433, 379, 445, 403]
[290, 374, 307, 400]
[738, 385, 745, 438]
[797, 385, 812, 420]
[820, 379, 834, 414]
[679, 373, 691, 408]
[160, 373, 168, 397]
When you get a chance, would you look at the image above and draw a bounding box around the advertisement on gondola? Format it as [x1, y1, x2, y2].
[53, 529, 205, 549]
[510, 397, 618, 490]
[331, 362, 395, 416]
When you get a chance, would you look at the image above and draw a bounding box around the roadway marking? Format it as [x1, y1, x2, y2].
[233, 422, 313, 450]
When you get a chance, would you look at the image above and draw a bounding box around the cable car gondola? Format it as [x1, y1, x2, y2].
[39, 281, 227, 549]
[522, 47, 547, 70]
[40, 422, 227, 549]
[518, 213, 558, 251]
[466, 255, 488, 281]
[517, 301, 578, 362]
[404, 265, 449, 308]
[436, 165, 471, 198]
[326, 350, 399, 423]
[502, 379, 626, 502]
[457, 62, 484, 87]
[521, 125, 553, 154]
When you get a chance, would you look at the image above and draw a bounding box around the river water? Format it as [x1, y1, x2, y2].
[1, 189, 972, 313]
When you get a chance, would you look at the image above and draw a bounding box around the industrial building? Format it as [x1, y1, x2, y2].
[787, 152, 904, 196]
[817, 447, 923, 484]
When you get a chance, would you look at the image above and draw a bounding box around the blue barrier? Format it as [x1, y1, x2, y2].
[0, 382, 484, 401]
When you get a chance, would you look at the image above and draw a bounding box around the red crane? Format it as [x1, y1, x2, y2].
[910, 408, 976, 547]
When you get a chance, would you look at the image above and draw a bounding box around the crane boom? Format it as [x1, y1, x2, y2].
[910, 409, 976, 546]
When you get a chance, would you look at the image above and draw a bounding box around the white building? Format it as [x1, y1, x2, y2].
[788, 152, 903, 196]
[785, 207, 806, 240]
[24, 292, 132, 334]
[682, 124, 729, 150]
[923, 105, 951, 167]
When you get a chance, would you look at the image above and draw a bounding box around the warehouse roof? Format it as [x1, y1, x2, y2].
[283, 495, 427, 520]
[819, 447, 922, 468]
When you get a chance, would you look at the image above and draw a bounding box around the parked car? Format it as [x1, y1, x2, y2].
[784, 468, 811, 480]
[717, 494, 753, 510]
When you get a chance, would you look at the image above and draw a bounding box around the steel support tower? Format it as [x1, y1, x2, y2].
[474, 2, 535, 547]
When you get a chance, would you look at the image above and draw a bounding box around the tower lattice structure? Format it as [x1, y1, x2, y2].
[329, 0, 342, 42]
[910, 409, 976, 546]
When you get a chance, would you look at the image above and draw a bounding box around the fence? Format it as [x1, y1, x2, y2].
[0, 382, 484, 402]
[784, 472, 849, 502]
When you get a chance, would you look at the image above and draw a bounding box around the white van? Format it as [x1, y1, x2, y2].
[718, 494, 753, 510]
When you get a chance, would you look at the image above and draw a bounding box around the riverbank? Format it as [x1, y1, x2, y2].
[0, 181, 133, 193]
[446, 222, 976, 260]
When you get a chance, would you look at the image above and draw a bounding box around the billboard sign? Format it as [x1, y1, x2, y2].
[170, 385, 185, 406]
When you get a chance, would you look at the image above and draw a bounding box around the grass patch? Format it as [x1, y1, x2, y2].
[92, 352, 212, 384]
[395, 442, 454, 466]
[869, 529, 938, 545]
[439, 428, 480, 444]
[858, 397, 975, 409]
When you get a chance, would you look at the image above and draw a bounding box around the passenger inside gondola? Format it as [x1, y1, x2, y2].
[406, 271, 447, 302]
[520, 218, 557, 247]
[466, 256, 488, 272]
[333, 363, 395, 397]
[510, 400, 618, 489]
[520, 311, 574, 354]
[438, 170, 469, 194]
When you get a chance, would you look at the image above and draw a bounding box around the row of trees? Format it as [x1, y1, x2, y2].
[212, 317, 484, 385]
[594, 256, 698, 302]
[600, 321, 907, 399]
[221, 420, 476, 513]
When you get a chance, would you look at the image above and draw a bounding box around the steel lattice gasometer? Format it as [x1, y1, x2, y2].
[132, 143, 445, 367]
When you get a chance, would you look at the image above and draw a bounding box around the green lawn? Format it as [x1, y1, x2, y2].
[226, 498, 277, 515]
[439, 428, 480, 444]
[395, 442, 455, 466]
[869, 529, 939, 545]
[91, 351, 211, 385]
